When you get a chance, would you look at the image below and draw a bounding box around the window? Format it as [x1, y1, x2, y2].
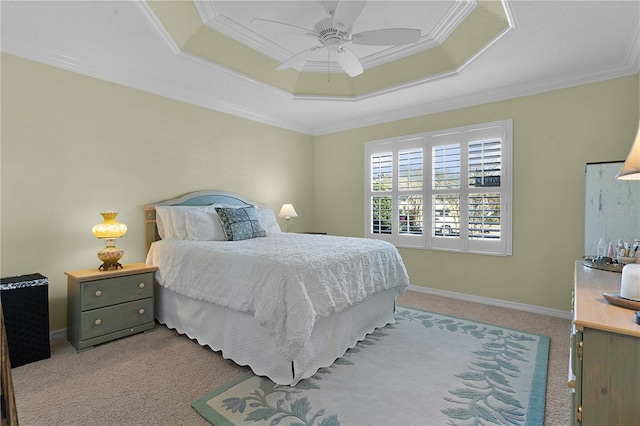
[364, 120, 512, 256]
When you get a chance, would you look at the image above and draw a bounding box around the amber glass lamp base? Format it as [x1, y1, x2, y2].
[97, 238, 124, 271]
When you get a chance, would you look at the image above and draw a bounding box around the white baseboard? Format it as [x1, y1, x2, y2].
[407, 284, 572, 320]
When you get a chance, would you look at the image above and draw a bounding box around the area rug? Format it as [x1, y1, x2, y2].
[192, 306, 549, 425]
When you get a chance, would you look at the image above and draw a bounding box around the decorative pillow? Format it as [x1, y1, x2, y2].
[257, 206, 281, 235]
[215, 206, 267, 241]
[185, 209, 226, 241]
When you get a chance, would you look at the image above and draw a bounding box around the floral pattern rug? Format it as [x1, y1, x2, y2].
[192, 306, 549, 426]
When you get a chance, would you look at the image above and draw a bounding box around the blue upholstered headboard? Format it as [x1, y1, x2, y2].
[143, 190, 256, 252]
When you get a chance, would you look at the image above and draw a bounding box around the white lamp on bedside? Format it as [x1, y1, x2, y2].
[278, 204, 298, 232]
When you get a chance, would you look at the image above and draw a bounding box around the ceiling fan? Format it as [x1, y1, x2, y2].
[251, 0, 421, 77]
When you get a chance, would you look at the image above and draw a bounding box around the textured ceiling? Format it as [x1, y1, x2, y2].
[1, 1, 639, 135]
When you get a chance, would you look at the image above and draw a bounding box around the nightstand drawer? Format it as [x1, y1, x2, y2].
[81, 272, 153, 310]
[80, 298, 153, 339]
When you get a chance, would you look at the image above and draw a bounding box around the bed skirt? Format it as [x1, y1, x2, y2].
[155, 285, 397, 385]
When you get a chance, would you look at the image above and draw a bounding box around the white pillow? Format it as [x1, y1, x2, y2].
[257, 206, 281, 235]
[154, 206, 175, 239]
[185, 209, 226, 241]
[156, 205, 212, 240]
[169, 206, 206, 240]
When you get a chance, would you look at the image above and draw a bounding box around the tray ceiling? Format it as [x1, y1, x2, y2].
[146, 1, 511, 98]
[1, 1, 639, 135]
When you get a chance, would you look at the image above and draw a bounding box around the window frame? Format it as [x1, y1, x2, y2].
[364, 119, 513, 256]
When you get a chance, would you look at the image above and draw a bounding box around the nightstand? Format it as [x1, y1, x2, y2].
[65, 263, 158, 351]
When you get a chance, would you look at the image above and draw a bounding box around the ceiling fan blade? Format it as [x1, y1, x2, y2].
[336, 47, 363, 77]
[276, 46, 320, 70]
[251, 18, 318, 37]
[332, 0, 367, 29]
[351, 28, 421, 46]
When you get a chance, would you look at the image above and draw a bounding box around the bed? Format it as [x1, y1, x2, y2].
[144, 190, 410, 385]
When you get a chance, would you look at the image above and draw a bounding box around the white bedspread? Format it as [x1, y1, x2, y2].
[146, 233, 409, 359]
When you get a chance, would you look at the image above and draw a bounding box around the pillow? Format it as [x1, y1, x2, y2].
[257, 206, 281, 235]
[155, 205, 213, 240]
[215, 206, 266, 241]
[154, 206, 175, 239]
[169, 206, 204, 240]
[185, 209, 226, 241]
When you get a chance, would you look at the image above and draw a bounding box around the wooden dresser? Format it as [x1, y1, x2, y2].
[570, 261, 640, 425]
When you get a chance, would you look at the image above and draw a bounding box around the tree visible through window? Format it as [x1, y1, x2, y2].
[365, 120, 512, 256]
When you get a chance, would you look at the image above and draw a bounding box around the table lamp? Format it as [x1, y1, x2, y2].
[616, 120, 640, 180]
[278, 204, 298, 232]
[92, 211, 127, 270]
[616, 121, 640, 324]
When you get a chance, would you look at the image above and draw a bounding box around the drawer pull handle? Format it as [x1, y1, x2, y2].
[94, 319, 102, 326]
[95, 290, 102, 297]
[138, 283, 145, 289]
[138, 308, 145, 315]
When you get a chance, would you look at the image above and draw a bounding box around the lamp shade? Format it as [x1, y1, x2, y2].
[278, 204, 298, 219]
[92, 211, 127, 238]
[616, 121, 640, 180]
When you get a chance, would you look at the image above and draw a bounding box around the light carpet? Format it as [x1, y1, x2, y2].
[192, 306, 549, 426]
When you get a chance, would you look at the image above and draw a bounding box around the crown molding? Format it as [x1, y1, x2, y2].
[136, 0, 510, 96]
[296, 10, 517, 102]
[198, 1, 303, 64]
[0, 38, 314, 135]
[207, 12, 291, 62]
[313, 62, 640, 135]
[3, 0, 637, 138]
[193, 0, 219, 25]
[134, 0, 502, 101]
[134, 1, 180, 55]
[625, 19, 640, 72]
[3, 33, 636, 138]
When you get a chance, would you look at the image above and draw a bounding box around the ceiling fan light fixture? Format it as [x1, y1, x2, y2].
[253, 0, 421, 77]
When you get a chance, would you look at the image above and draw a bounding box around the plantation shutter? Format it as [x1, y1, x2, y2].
[370, 152, 393, 236]
[364, 119, 512, 256]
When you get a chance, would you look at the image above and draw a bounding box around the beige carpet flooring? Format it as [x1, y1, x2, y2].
[10, 290, 571, 425]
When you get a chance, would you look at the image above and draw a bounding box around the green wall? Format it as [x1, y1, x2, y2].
[1, 51, 638, 330]
[0, 53, 314, 330]
[314, 75, 639, 311]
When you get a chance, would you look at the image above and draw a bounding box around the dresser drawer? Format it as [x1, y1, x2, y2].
[81, 272, 153, 311]
[80, 298, 153, 339]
